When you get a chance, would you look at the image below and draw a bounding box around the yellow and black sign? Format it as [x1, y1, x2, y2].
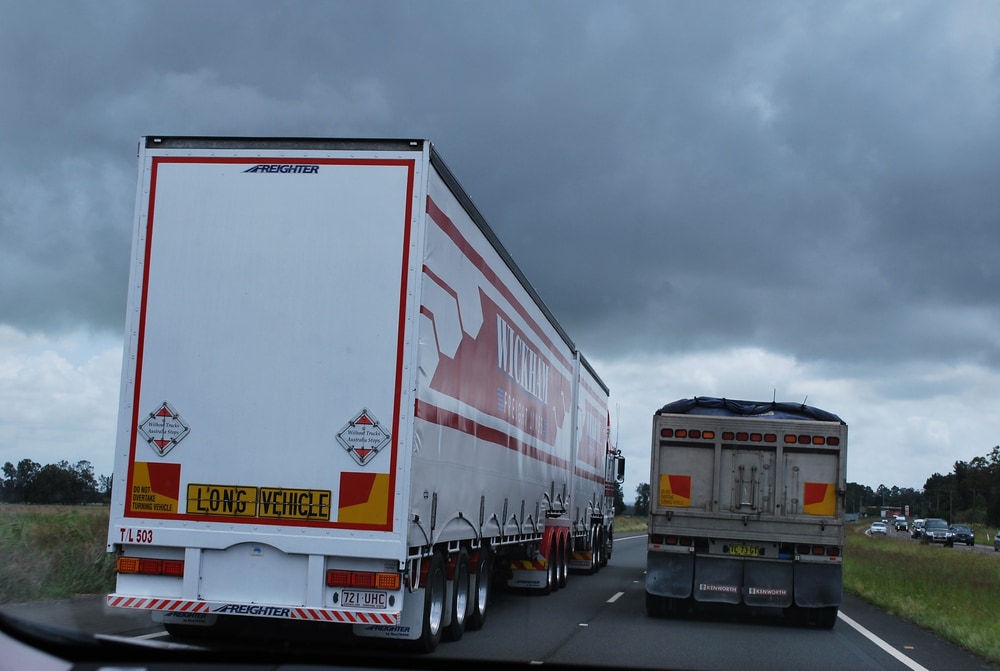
[186, 484, 331, 521]
[258, 487, 331, 520]
[727, 544, 761, 558]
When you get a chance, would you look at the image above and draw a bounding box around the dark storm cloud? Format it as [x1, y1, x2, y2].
[2, 0, 999, 372]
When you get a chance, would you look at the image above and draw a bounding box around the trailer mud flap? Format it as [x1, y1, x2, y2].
[645, 551, 693, 599]
[743, 561, 793, 607]
[793, 562, 842, 607]
[354, 589, 420, 641]
[693, 556, 741, 604]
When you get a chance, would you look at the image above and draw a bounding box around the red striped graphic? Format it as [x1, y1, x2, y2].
[106, 595, 397, 624]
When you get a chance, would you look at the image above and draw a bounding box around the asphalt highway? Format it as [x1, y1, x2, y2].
[1, 534, 994, 670]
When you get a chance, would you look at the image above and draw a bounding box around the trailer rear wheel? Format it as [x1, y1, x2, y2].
[541, 537, 558, 595]
[444, 549, 470, 641]
[645, 591, 669, 618]
[813, 606, 838, 629]
[467, 547, 492, 631]
[601, 525, 613, 567]
[587, 526, 600, 575]
[557, 537, 568, 588]
[594, 527, 606, 568]
[415, 551, 446, 653]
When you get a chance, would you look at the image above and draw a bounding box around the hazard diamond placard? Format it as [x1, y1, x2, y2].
[337, 408, 391, 466]
[138, 401, 190, 457]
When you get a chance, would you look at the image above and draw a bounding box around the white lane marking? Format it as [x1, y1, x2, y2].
[607, 591, 624, 603]
[616, 534, 646, 541]
[838, 611, 930, 671]
[591, 532, 927, 669]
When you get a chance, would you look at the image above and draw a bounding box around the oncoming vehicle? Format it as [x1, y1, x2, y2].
[910, 519, 926, 539]
[920, 518, 953, 545]
[868, 522, 888, 535]
[894, 516, 907, 531]
[948, 524, 974, 546]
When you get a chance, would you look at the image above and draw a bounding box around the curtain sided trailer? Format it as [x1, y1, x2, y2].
[645, 397, 847, 628]
[106, 137, 624, 652]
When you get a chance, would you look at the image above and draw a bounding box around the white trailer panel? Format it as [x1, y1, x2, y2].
[112, 147, 420, 550]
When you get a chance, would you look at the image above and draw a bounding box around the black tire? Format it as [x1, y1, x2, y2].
[466, 547, 492, 631]
[444, 549, 470, 641]
[587, 526, 600, 575]
[415, 551, 446, 653]
[601, 525, 613, 567]
[558, 537, 568, 589]
[546, 537, 559, 594]
[813, 606, 838, 629]
[645, 591, 666, 618]
[592, 527, 603, 572]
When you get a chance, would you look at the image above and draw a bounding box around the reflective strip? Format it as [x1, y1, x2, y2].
[292, 608, 396, 624]
[107, 595, 397, 624]
[107, 596, 210, 613]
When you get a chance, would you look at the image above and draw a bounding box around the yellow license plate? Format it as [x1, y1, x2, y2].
[728, 544, 760, 557]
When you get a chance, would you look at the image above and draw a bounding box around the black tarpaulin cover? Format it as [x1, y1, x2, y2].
[656, 396, 845, 424]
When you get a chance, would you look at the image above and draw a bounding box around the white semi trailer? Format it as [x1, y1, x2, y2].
[106, 137, 623, 652]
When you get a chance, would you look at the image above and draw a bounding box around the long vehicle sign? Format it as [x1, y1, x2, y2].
[186, 484, 332, 521]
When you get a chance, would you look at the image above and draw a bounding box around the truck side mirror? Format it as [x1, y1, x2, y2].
[616, 457, 626, 483]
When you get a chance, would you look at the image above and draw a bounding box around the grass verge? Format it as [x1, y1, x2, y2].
[614, 515, 648, 533]
[844, 521, 1000, 665]
[0, 504, 116, 604]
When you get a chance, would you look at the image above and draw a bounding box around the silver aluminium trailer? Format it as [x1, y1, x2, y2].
[645, 397, 846, 628]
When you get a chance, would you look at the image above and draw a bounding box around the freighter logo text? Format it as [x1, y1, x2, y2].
[243, 164, 319, 174]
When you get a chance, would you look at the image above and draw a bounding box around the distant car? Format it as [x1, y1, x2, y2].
[948, 524, 974, 546]
[868, 521, 888, 535]
[994, 531, 1000, 552]
[921, 518, 953, 545]
[894, 516, 907, 531]
[911, 518, 925, 539]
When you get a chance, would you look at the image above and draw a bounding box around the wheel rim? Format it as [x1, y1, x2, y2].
[475, 568, 489, 617]
[454, 563, 469, 627]
[467, 550, 491, 630]
[428, 560, 445, 636]
[548, 541, 558, 591]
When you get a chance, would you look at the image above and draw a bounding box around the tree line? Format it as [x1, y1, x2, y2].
[1, 459, 111, 504]
[631, 444, 1000, 527]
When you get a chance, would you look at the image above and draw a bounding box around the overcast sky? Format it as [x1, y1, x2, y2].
[2, 1, 999, 500]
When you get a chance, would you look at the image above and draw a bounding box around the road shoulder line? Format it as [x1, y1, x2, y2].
[838, 611, 930, 671]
